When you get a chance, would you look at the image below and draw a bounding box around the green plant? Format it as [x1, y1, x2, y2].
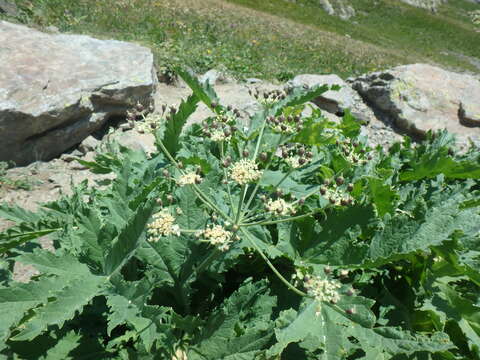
[0, 162, 33, 191]
[0, 70, 479, 359]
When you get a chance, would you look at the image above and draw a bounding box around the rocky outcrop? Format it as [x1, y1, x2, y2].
[0, 21, 157, 166]
[351, 64, 480, 142]
[286, 74, 376, 123]
[399, 0, 447, 11]
[318, 0, 355, 20]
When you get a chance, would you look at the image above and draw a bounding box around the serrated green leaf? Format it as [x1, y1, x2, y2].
[12, 274, 106, 341]
[187, 279, 275, 360]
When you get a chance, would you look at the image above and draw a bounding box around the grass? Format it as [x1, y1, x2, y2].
[3, 0, 480, 81]
[0, 162, 33, 191]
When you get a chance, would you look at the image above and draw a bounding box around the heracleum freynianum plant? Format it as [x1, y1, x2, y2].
[0, 68, 479, 359]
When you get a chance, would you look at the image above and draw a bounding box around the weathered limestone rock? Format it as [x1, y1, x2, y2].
[0, 0, 18, 17]
[0, 21, 157, 166]
[399, 0, 447, 11]
[351, 64, 480, 141]
[286, 74, 376, 123]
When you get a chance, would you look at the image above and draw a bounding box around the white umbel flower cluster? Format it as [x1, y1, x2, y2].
[229, 159, 262, 185]
[304, 276, 341, 304]
[147, 209, 181, 241]
[285, 155, 310, 169]
[177, 171, 202, 186]
[197, 224, 234, 251]
[265, 198, 296, 216]
[210, 128, 231, 142]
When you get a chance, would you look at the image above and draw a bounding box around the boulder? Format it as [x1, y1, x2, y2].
[351, 64, 480, 141]
[0, 0, 18, 17]
[0, 21, 157, 166]
[286, 74, 375, 123]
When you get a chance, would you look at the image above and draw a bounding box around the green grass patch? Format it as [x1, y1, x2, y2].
[4, 0, 480, 81]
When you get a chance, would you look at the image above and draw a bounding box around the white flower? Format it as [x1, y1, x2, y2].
[229, 159, 262, 185]
[304, 276, 341, 304]
[198, 224, 234, 251]
[147, 209, 181, 241]
[285, 155, 310, 168]
[265, 198, 296, 216]
[177, 171, 202, 186]
[210, 129, 230, 142]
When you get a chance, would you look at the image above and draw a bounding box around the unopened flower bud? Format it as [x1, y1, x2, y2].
[320, 187, 327, 195]
[347, 183, 354, 192]
[340, 198, 348, 206]
[298, 147, 305, 156]
[177, 161, 184, 169]
[212, 214, 218, 221]
[306, 151, 313, 158]
[167, 195, 174, 204]
[324, 266, 332, 274]
[156, 199, 163, 206]
[336, 176, 345, 186]
[298, 198, 305, 205]
[260, 195, 267, 202]
[211, 101, 217, 109]
[299, 158, 306, 165]
[242, 150, 249, 158]
[162, 169, 169, 177]
[339, 269, 349, 278]
[324, 179, 331, 186]
[227, 104, 233, 111]
[329, 197, 336, 204]
[346, 288, 354, 296]
[231, 225, 239, 233]
[259, 152, 268, 162]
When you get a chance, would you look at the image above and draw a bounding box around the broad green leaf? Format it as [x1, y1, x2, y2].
[104, 197, 156, 275]
[12, 274, 107, 341]
[40, 331, 81, 360]
[175, 68, 219, 108]
[268, 298, 452, 359]
[187, 279, 275, 360]
[156, 93, 199, 156]
[366, 177, 399, 217]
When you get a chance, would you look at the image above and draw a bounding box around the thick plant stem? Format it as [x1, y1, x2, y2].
[240, 228, 308, 298]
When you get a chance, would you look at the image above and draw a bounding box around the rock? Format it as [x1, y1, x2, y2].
[399, 0, 447, 12]
[352, 64, 480, 141]
[0, 21, 157, 166]
[318, 0, 355, 19]
[78, 136, 100, 154]
[245, 78, 263, 84]
[199, 69, 231, 85]
[286, 74, 375, 123]
[0, 0, 18, 17]
[60, 149, 83, 162]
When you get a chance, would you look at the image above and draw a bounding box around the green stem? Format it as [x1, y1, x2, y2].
[235, 185, 247, 224]
[221, 142, 236, 218]
[274, 169, 294, 189]
[242, 134, 284, 219]
[157, 137, 232, 222]
[195, 249, 221, 275]
[240, 228, 308, 297]
[241, 211, 315, 227]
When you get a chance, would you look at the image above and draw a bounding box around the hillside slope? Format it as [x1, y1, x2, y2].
[3, 0, 480, 80]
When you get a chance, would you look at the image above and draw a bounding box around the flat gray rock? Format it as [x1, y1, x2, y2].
[0, 21, 157, 166]
[352, 64, 480, 142]
[286, 74, 376, 123]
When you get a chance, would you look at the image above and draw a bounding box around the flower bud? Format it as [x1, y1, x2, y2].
[167, 195, 174, 204]
[336, 176, 345, 186]
[324, 266, 332, 274]
[299, 158, 306, 165]
[177, 161, 184, 169]
[320, 187, 327, 195]
[346, 288, 354, 296]
[298, 198, 305, 205]
[227, 104, 233, 111]
[298, 147, 305, 156]
[156, 199, 163, 206]
[211, 101, 217, 109]
[346, 308, 355, 315]
[306, 151, 313, 159]
[347, 183, 354, 192]
[259, 152, 268, 162]
[162, 169, 169, 177]
[329, 197, 336, 204]
[242, 150, 249, 158]
[341, 198, 348, 206]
